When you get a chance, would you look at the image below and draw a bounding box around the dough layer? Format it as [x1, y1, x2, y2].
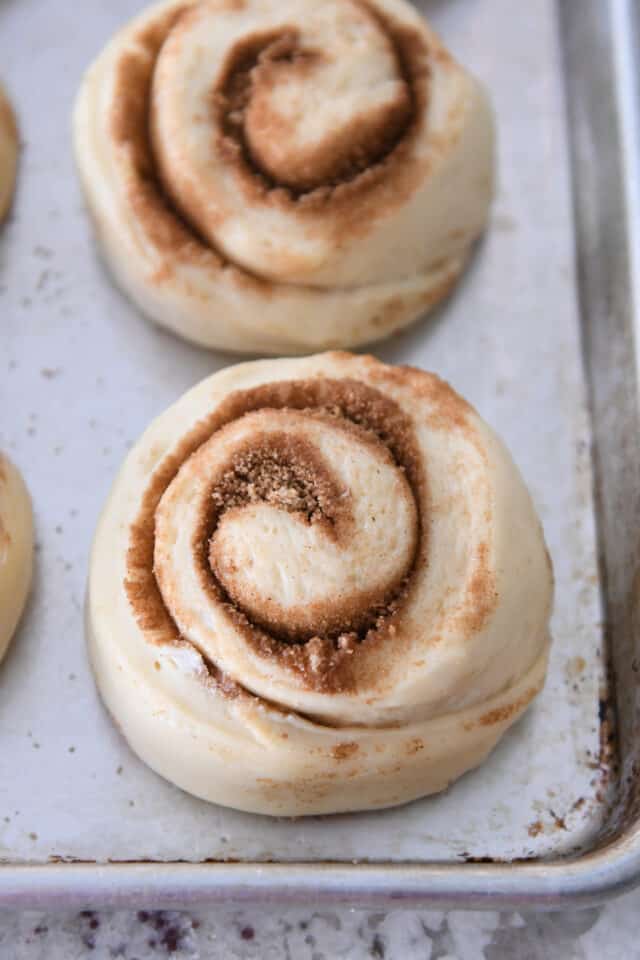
[87, 352, 553, 815]
[0, 455, 33, 663]
[74, 0, 494, 353]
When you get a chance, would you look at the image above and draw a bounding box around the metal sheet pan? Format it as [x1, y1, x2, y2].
[0, 0, 639, 908]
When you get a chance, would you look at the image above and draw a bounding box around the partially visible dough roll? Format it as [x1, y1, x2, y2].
[0, 85, 18, 222]
[0, 455, 34, 663]
[74, 0, 494, 354]
[87, 352, 552, 816]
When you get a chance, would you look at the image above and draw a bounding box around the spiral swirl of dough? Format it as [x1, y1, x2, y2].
[0, 455, 33, 663]
[73, 0, 493, 354]
[88, 353, 552, 815]
[0, 85, 18, 223]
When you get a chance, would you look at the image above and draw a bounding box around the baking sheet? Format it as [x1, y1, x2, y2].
[0, 0, 614, 870]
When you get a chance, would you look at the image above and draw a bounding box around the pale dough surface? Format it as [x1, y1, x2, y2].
[73, 0, 494, 353]
[0, 84, 18, 222]
[88, 353, 553, 816]
[0, 455, 33, 664]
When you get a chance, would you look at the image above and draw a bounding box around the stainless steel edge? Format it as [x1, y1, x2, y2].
[2, 831, 640, 912]
[558, 0, 640, 875]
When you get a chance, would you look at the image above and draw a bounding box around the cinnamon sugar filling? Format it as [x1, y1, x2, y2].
[200, 417, 416, 643]
[213, 3, 419, 197]
[125, 377, 426, 692]
[209, 432, 348, 532]
[111, 0, 429, 270]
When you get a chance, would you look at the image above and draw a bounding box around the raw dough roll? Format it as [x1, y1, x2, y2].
[87, 352, 552, 816]
[0, 455, 34, 663]
[0, 85, 18, 222]
[74, 0, 494, 354]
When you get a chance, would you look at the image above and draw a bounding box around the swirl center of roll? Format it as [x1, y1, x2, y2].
[217, 6, 412, 191]
[154, 408, 418, 643]
[150, 0, 416, 220]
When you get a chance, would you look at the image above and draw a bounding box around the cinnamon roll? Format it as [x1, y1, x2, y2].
[0, 455, 34, 663]
[87, 352, 552, 815]
[0, 85, 18, 222]
[73, 0, 494, 354]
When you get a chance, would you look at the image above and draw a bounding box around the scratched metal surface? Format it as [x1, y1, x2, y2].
[0, 0, 632, 903]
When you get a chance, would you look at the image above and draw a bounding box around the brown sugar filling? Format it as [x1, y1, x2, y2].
[209, 432, 347, 531]
[213, 8, 416, 196]
[201, 416, 417, 642]
[125, 376, 426, 693]
[210, 0, 427, 206]
[111, 0, 430, 272]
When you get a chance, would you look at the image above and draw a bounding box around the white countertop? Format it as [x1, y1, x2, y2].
[1, 889, 637, 959]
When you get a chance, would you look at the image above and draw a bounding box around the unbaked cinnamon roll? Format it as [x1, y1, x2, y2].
[0, 455, 34, 663]
[87, 352, 552, 815]
[0, 85, 18, 222]
[74, 0, 493, 354]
